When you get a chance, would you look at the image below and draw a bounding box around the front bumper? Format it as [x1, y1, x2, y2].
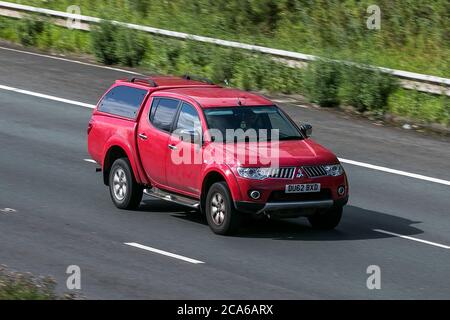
[257, 199, 333, 214]
[234, 173, 348, 201]
[235, 195, 348, 215]
[232, 170, 349, 217]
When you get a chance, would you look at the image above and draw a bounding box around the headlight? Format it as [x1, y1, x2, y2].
[237, 167, 271, 180]
[323, 164, 344, 177]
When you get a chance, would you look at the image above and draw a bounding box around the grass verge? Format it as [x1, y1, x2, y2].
[0, 15, 448, 128]
[5, 0, 449, 78]
[0, 265, 81, 300]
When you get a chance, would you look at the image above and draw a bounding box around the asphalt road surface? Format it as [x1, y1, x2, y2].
[0, 44, 449, 299]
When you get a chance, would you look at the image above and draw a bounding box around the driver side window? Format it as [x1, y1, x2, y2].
[175, 102, 202, 143]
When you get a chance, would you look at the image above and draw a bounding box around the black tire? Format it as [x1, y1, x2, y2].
[205, 182, 241, 235]
[308, 206, 343, 230]
[109, 158, 143, 210]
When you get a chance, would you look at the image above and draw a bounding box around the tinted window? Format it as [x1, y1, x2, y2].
[99, 86, 147, 118]
[174, 103, 202, 143]
[150, 98, 180, 132]
[176, 103, 201, 132]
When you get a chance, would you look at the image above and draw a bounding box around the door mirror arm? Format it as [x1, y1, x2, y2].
[300, 123, 312, 138]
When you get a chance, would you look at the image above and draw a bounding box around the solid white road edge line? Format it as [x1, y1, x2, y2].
[124, 242, 205, 264]
[339, 158, 450, 186]
[373, 229, 450, 250]
[0, 84, 96, 108]
[1, 83, 449, 187]
[0, 46, 143, 75]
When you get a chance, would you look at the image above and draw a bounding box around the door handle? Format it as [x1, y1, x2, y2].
[168, 144, 177, 150]
[138, 133, 148, 140]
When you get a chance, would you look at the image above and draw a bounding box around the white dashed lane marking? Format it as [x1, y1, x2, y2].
[374, 229, 450, 250]
[125, 242, 205, 264]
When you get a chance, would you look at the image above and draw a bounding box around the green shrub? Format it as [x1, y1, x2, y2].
[17, 16, 46, 46]
[266, 62, 303, 94]
[0, 17, 19, 42]
[209, 49, 242, 84]
[303, 59, 398, 110]
[91, 21, 149, 67]
[388, 89, 450, 125]
[303, 59, 341, 107]
[164, 41, 183, 73]
[128, 0, 151, 17]
[115, 27, 148, 67]
[173, 41, 214, 76]
[228, 54, 303, 94]
[91, 20, 119, 65]
[231, 55, 267, 91]
[339, 64, 399, 112]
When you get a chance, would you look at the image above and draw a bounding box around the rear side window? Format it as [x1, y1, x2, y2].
[150, 98, 180, 132]
[98, 86, 147, 118]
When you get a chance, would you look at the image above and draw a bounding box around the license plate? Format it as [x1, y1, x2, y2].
[285, 183, 321, 193]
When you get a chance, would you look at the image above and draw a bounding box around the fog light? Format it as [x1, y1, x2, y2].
[249, 190, 261, 200]
[337, 186, 346, 196]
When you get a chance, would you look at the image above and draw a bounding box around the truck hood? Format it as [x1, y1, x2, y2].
[212, 139, 339, 167]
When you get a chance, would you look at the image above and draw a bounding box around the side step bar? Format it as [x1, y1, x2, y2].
[144, 188, 200, 209]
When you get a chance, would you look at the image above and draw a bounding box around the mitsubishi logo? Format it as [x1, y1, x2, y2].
[296, 168, 304, 178]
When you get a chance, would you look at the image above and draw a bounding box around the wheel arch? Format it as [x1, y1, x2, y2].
[102, 144, 137, 186]
[200, 167, 241, 213]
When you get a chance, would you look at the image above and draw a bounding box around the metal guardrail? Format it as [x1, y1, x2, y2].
[0, 1, 448, 96]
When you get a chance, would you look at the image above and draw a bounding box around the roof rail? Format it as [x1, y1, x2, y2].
[130, 77, 158, 87]
[182, 74, 214, 85]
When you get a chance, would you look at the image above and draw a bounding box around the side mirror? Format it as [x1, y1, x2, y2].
[300, 123, 312, 138]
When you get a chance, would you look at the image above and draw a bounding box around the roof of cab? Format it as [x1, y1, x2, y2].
[116, 75, 216, 88]
[116, 75, 273, 108]
[157, 87, 273, 108]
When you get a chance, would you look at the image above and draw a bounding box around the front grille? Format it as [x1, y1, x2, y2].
[302, 166, 328, 178]
[267, 167, 296, 179]
[268, 189, 332, 203]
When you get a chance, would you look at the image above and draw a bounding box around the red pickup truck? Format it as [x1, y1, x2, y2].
[88, 75, 348, 235]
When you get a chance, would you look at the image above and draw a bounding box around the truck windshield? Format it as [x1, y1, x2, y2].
[203, 106, 303, 142]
